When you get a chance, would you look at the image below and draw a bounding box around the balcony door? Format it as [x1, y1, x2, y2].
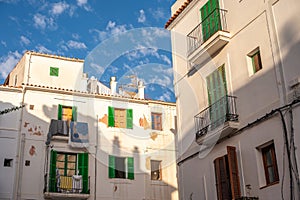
[200, 0, 221, 41]
[206, 64, 227, 129]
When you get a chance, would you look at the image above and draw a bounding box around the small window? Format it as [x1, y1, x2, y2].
[58, 104, 77, 122]
[50, 67, 59, 77]
[25, 160, 30, 166]
[247, 48, 262, 75]
[4, 158, 13, 167]
[151, 160, 162, 180]
[108, 155, 134, 180]
[108, 107, 133, 129]
[262, 143, 279, 185]
[151, 113, 162, 130]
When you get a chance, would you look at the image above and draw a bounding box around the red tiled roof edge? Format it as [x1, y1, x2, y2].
[164, 0, 193, 29]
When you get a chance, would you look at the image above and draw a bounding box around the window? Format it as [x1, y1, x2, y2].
[108, 106, 133, 129]
[50, 67, 59, 77]
[4, 158, 13, 167]
[151, 160, 162, 180]
[58, 104, 77, 122]
[262, 143, 279, 185]
[108, 155, 134, 180]
[247, 48, 263, 75]
[49, 150, 89, 193]
[214, 146, 241, 200]
[151, 113, 162, 130]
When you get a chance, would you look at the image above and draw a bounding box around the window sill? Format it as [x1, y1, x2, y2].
[52, 135, 69, 141]
[109, 179, 133, 184]
[150, 180, 168, 186]
[259, 180, 279, 189]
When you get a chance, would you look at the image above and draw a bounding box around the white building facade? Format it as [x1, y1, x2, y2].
[0, 51, 178, 200]
[166, 0, 300, 199]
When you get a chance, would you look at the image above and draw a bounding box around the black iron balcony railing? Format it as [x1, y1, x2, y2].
[187, 8, 228, 55]
[44, 174, 90, 195]
[195, 95, 238, 140]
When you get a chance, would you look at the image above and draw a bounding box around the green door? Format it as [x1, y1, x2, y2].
[201, 0, 221, 42]
[206, 65, 227, 129]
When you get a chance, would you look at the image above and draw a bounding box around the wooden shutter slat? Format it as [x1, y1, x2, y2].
[108, 107, 115, 127]
[227, 146, 241, 199]
[58, 104, 63, 120]
[78, 152, 89, 194]
[126, 109, 133, 129]
[72, 106, 77, 121]
[109, 155, 115, 178]
[49, 150, 57, 192]
[127, 157, 134, 180]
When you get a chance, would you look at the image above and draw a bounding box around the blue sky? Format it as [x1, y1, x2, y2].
[0, 0, 176, 101]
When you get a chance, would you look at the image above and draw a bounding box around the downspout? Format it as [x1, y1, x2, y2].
[94, 115, 98, 200]
[12, 85, 26, 200]
[27, 52, 32, 85]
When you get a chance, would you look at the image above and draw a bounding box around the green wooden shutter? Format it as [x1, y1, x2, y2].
[49, 150, 57, 192]
[127, 157, 134, 180]
[72, 106, 77, 121]
[109, 155, 115, 178]
[58, 104, 63, 120]
[201, 0, 221, 42]
[78, 152, 89, 194]
[126, 109, 133, 129]
[206, 65, 227, 129]
[108, 107, 115, 127]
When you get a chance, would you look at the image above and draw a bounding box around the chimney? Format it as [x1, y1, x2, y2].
[137, 80, 145, 99]
[110, 77, 117, 95]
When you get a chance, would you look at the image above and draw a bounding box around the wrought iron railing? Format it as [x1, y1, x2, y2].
[195, 95, 238, 140]
[44, 174, 90, 194]
[187, 8, 228, 55]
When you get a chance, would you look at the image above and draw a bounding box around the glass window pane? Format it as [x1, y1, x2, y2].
[67, 162, 76, 169]
[68, 155, 76, 162]
[57, 154, 65, 161]
[268, 167, 275, 183]
[67, 169, 76, 176]
[56, 161, 65, 169]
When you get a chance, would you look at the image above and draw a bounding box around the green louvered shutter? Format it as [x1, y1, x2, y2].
[206, 65, 227, 129]
[127, 157, 134, 180]
[72, 106, 77, 121]
[201, 0, 221, 42]
[78, 152, 89, 194]
[49, 150, 57, 192]
[108, 107, 115, 127]
[126, 109, 133, 129]
[109, 155, 115, 178]
[58, 104, 63, 120]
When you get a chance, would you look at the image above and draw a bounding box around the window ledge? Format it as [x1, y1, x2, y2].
[259, 180, 279, 189]
[150, 180, 168, 186]
[109, 179, 133, 184]
[52, 135, 69, 141]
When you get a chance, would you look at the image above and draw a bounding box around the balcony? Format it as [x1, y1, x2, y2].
[44, 175, 90, 199]
[187, 9, 230, 64]
[195, 95, 239, 145]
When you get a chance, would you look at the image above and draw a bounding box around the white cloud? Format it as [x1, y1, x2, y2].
[33, 13, 57, 30]
[150, 7, 166, 21]
[77, 0, 87, 6]
[67, 40, 87, 49]
[1, 41, 7, 47]
[0, 51, 22, 80]
[160, 54, 171, 65]
[138, 9, 146, 23]
[72, 33, 80, 40]
[35, 44, 53, 54]
[90, 63, 105, 74]
[20, 36, 30, 45]
[157, 91, 172, 102]
[90, 21, 129, 42]
[76, 0, 91, 11]
[51, 2, 69, 16]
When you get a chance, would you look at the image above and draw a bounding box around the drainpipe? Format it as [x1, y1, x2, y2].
[27, 51, 32, 85]
[12, 85, 26, 200]
[94, 115, 98, 200]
